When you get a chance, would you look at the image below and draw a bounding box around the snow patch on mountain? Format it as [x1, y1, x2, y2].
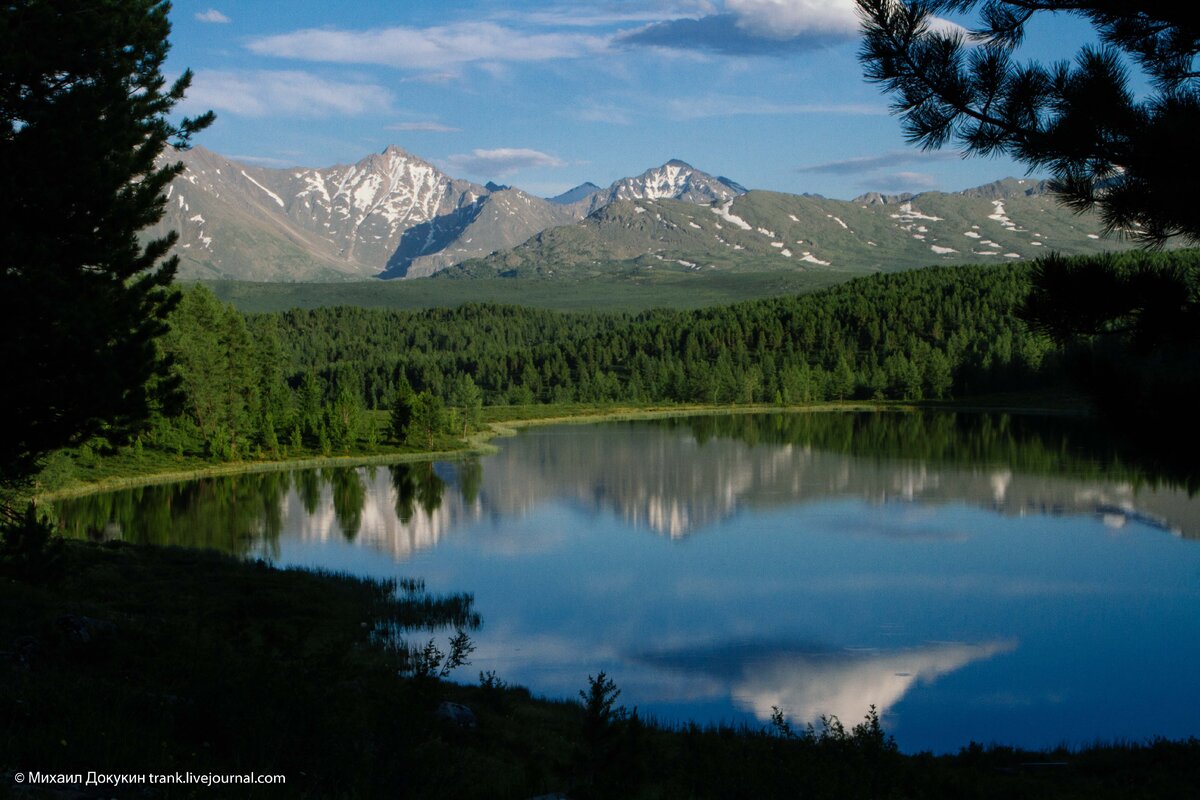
[240, 170, 284, 208]
[711, 200, 752, 230]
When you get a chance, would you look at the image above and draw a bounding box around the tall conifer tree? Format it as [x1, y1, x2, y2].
[0, 1, 211, 498]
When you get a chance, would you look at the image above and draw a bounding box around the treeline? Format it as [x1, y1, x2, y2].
[126, 251, 1197, 463]
[132, 286, 486, 461]
[271, 261, 1058, 410]
[138, 286, 383, 460]
[133, 261, 1058, 459]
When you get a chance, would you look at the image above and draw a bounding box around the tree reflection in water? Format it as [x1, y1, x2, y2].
[389, 462, 445, 524]
[326, 467, 366, 541]
[53, 471, 293, 559]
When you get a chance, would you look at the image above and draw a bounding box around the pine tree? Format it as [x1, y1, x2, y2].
[328, 386, 365, 453]
[857, 1, 1199, 245]
[858, 2, 1200, 426]
[160, 286, 258, 459]
[390, 377, 416, 444]
[450, 374, 484, 438]
[0, 0, 212, 496]
[407, 392, 446, 450]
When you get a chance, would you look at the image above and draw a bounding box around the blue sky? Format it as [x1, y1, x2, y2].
[168, 1, 1098, 199]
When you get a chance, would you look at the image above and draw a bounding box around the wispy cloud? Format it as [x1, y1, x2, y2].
[229, 154, 296, 167]
[619, 14, 829, 56]
[799, 150, 962, 174]
[399, 71, 461, 85]
[183, 70, 391, 117]
[195, 8, 230, 24]
[517, 1, 718, 28]
[387, 121, 461, 133]
[248, 23, 608, 70]
[446, 148, 567, 177]
[575, 102, 634, 125]
[864, 171, 940, 193]
[667, 95, 884, 119]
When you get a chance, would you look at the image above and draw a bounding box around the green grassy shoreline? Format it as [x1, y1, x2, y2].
[32, 396, 1088, 503]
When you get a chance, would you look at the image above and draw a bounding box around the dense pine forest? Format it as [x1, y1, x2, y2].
[281, 262, 1047, 406]
[44, 250, 1197, 469]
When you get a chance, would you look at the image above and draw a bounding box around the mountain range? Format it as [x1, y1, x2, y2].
[446, 178, 1117, 280]
[154, 145, 1125, 283]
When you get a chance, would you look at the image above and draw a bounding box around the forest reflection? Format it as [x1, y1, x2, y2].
[52, 411, 1200, 560]
[53, 461, 466, 559]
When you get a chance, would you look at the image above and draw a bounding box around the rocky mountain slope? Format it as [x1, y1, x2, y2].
[568, 159, 745, 215]
[152, 145, 1132, 284]
[154, 145, 586, 280]
[445, 179, 1127, 280]
[548, 182, 601, 205]
[153, 147, 746, 281]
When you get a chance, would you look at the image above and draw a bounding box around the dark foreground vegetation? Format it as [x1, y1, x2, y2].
[2, 540, 1197, 799]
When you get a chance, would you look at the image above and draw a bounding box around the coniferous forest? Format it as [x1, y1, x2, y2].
[141, 261, 1046, 462]
[107, 250, 1191, 466]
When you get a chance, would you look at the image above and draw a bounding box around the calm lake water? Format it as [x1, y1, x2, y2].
[54, 412, 1200, 753]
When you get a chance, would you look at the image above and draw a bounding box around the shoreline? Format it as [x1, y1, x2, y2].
[34, 398, 1087, 502]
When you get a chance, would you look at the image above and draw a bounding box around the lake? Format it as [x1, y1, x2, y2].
[53, 411, 1200, 753]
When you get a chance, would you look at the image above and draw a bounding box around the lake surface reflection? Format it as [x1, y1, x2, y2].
[54, 412, 1200, 753]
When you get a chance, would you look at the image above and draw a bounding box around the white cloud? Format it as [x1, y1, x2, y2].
[195, 9, 230, 24]
[621, 1, 970, 54]
[387, 121, 461, 133]
[446, 148, 567, 177]
[727, 0, 859, 39]
[667, 94, 885, 119]
[928, 16, 972, 39]
[728, 0, 968, 40]
[182, 70, 391, 117]
[248, 23, 609, 70]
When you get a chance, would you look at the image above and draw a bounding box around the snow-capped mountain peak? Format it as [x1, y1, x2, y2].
[151, 145, 751, 281]
[577, 159, 745, 214]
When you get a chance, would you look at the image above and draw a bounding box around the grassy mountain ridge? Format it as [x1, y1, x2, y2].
[443, 182, 1131, 280]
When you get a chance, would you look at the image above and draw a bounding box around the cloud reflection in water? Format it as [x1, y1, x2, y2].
[637, 639, 1016, 725]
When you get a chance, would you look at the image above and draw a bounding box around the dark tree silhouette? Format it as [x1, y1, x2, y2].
[0, 1, 211, 499]
[858, 1, 1200, 436]
[857, 1, 1200, 246]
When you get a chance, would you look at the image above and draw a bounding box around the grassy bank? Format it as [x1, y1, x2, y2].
[32, 396, 1091, 503]
[31, 434, 467, 502]
[29, 403, 856, 501]
[1, 540, 1195, 799]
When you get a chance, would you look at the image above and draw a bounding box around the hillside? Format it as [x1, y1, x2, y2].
[444, 180, 1126, 280]
[153, 144, 1133, 287]
[152, 147, 747, 282]
[150, 145, 577, 281]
